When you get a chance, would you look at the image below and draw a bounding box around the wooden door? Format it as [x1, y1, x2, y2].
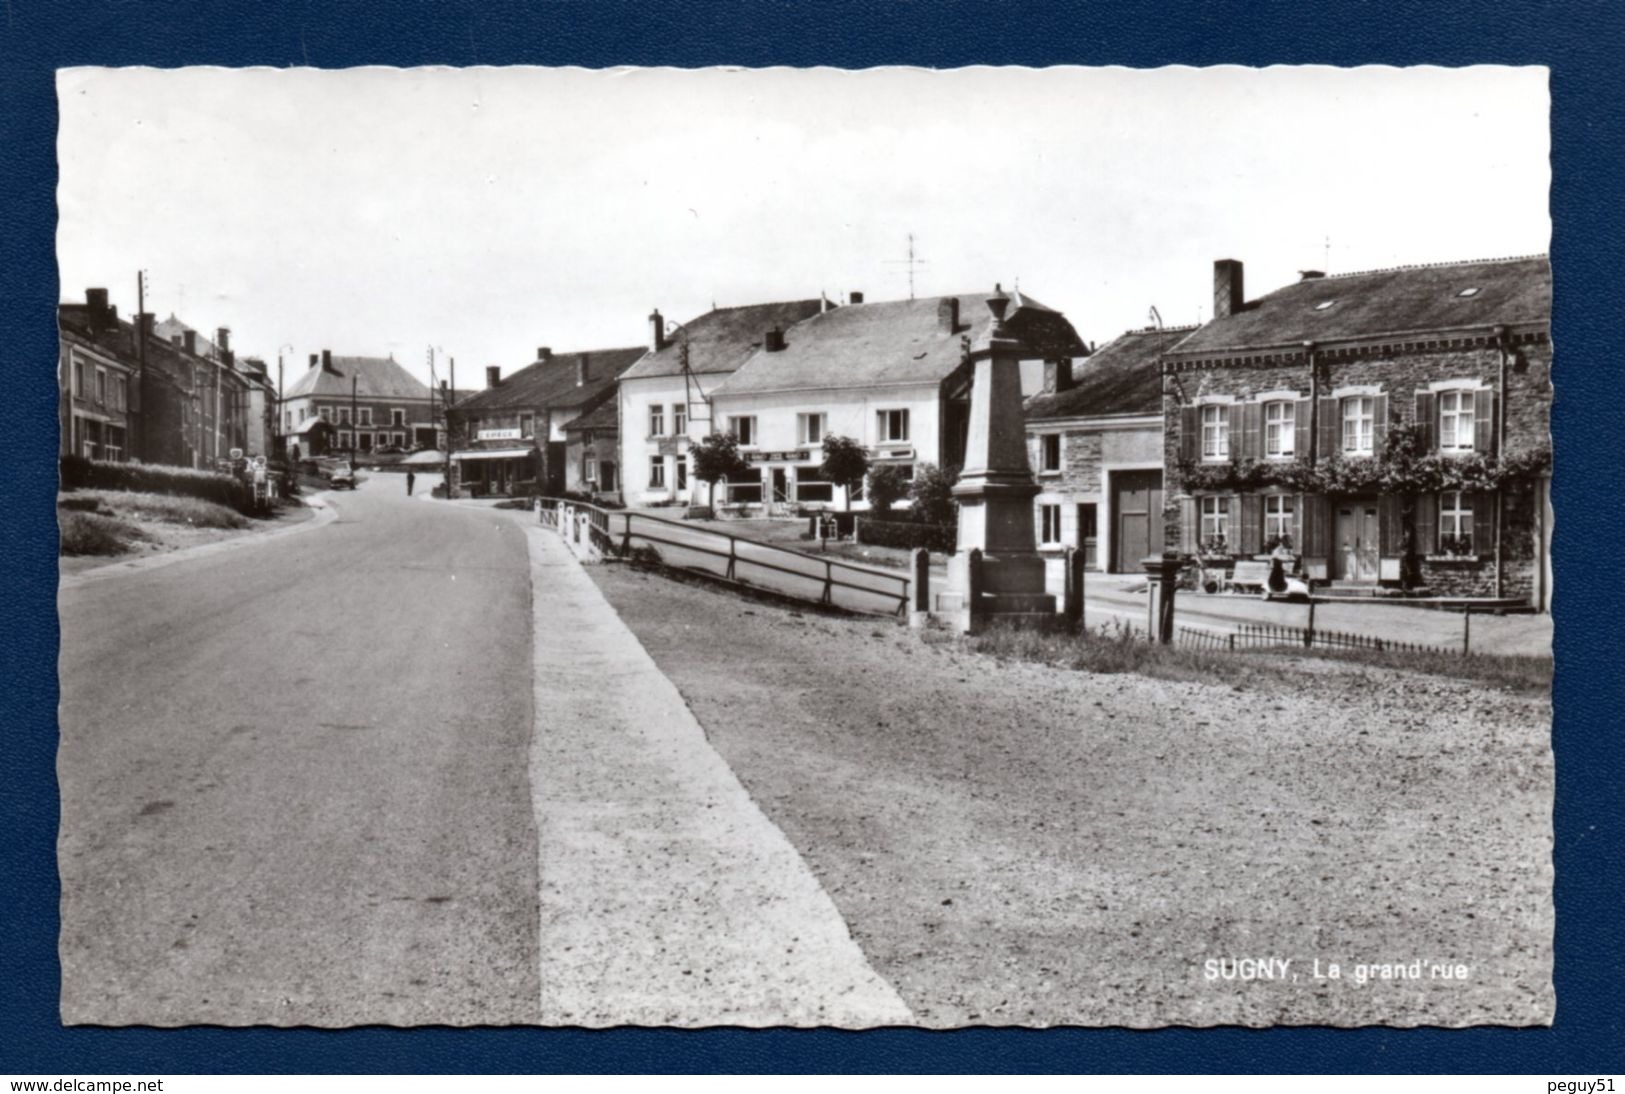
[1112, 470, 1163, 572]
[1334, 502, 1380, 581]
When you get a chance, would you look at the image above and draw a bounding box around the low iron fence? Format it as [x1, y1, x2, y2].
[540, 498, 911, 618]
[1178, 621, 1454, 656]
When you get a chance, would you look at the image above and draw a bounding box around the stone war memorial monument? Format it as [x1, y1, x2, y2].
[933, 285, 1088, 632]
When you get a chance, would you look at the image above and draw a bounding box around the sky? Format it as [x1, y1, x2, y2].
[57, 65, 1550, 393]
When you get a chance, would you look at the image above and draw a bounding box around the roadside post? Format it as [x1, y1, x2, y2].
[1064, 546, 1086, 633]
[1142, 552, 1179, 644]
[909, 547, 931, 630]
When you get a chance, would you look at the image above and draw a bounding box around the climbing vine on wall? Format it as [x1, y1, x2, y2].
[1177, 423, 1551, 495]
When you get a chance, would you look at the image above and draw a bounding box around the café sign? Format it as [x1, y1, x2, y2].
[478, 428, 523, 441]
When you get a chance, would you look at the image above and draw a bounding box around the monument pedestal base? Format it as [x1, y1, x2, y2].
[933, 550, 1057, 633]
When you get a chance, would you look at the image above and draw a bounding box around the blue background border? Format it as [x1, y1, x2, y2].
[4, 0, 1622, 1074]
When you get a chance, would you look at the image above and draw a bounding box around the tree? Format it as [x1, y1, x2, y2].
[819, 434, 870, 511]
[909, 462, 959, 527]
[868, 464, 910, 514]
[688, 431, 751, 508]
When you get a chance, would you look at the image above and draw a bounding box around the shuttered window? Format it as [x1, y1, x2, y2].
[1200, 405, 1229, 460]
[1439, 390, 1475, 452]
[1264, 495, 1295, 548]
[1264, 401, 1296, 458]
[1439, 491, 1473, 555]
[1341, 397, 1375, 456]
[1199, 496, 1229, 552]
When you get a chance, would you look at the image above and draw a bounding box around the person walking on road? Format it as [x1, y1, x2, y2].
[406, 470, 416, 496]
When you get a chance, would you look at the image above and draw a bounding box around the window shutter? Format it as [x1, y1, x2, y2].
[1379, 492, 1406, 556]
[1414, 391, 1436, 452]
[1180, 405, 1198, 463]
[1474, 389, 1496, 455]
[1318, 397, 1340, 460]
[1227, 404, 1244, 460]
[1301, 493, 1330, 557]
[1240, 494, 1263, 555]
[1414, 492, 1438, 556]
[1472, 491, 1496, 555]
[1179, 496, 1197, 553]
[1294, 398, 1312, 460]
[1226, 494, 1242, 550]
[1243, 402, 1263, 461]
[1372, 393, 1389, 455]
[1291, 492, 1305, 551]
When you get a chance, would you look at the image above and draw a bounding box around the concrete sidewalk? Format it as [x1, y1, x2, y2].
[525, 526, 912, 1027]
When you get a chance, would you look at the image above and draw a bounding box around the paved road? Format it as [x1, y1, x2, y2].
[58, 475, 539, 1025]
[59, 476, 903, 1027]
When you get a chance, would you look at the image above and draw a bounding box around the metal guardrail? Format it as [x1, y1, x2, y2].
[539, 498, 911, 617]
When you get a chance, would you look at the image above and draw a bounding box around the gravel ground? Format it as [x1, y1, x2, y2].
[587, 562, 1554, 1027]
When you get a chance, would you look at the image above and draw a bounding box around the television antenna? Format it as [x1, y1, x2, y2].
[883, 232, 929, 299]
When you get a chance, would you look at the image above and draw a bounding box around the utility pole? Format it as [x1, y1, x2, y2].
[136, 270, 149, 461]
[446, 357, 456, 496]
[350, 374, 359, 465]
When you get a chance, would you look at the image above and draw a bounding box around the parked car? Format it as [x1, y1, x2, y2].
[327, 462, 357, 489]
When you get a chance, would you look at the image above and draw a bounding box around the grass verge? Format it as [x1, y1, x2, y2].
[58, 510, 152, 556]
[74, 489, 250, 529]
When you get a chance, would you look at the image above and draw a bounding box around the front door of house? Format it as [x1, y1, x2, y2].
[771, 467, 789, 504]
[1111, 470, 1163, 573]
[1334, 502, 1380, 581]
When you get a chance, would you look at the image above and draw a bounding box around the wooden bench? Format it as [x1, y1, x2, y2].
[1228, 560, 1273, 594]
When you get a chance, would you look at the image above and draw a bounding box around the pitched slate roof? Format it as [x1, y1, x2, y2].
[561, 398, 619, 434]
[283, 356, 431, 401]
[618, 299, 825, 381]
[712, 291, 1087, 397]
[1025, 325, 1196, 420]
[1171, 255, 1551, 356]
[454, 346, 647, 412]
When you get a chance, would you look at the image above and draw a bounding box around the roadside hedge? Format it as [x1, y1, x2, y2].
[60, 455, 254, 515]
[855, 516, 956, 553]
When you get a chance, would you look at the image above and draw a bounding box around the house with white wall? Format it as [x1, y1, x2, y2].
[615, 298, 825, 506]
[708, 290, 1087, 511]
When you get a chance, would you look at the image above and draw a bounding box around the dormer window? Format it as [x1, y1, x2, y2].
[1457, 287, 1481, 298]
[1313, 300, 1336, 311]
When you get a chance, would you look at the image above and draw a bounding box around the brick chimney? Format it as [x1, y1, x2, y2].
[1043, 359, 1075, 395]
[576, 354, 590, 386]
[309, 353, 319, 369]
[486, 365, 501, 388]
[321, 349, 333, 372]
[764, 328, 786, 352]
[538, 346, 552, 361]
[216, 327, 231, 355]
[182, 330, 198, 355]
[849, 291, 865, 305]
[85, 288, 110, 330]
[937, 297, 960, 333]
[1299, 270, 1326, 281]
[1213, 259, 1245, 319]
[649, 309, 666, 353]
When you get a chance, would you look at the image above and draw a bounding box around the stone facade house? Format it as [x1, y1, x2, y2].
[559, 397, 620, 498]
[1024, 324, 1196, 577]
[447, 345, 646, 497]
[282, 352, 439, 462]
[1162, 255, 1552, 608]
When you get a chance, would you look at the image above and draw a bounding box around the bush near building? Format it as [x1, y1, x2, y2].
[854, 516, 956, 553]
[60, 455, 254, 515]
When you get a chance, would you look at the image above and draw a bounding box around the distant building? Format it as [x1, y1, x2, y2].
[559, 397, 620, 499]
[1162, 255, 1552, 608]
[1024, 325, 1194, 577]
[616, 299, 826, 507]
[706, 290, 1085, 512]
[281, 352, 438, 462]
[58, 291, 138, 462]
[447, 345, 645, 498]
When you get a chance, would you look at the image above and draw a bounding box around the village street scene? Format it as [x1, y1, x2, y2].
[55, 66, 1554, 1028]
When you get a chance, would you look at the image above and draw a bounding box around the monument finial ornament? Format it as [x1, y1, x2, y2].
[987, 283, 1011, 329]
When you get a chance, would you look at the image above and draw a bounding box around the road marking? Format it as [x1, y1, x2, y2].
[58, 497, 338, 591]
[525, 526, 913, 1027]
